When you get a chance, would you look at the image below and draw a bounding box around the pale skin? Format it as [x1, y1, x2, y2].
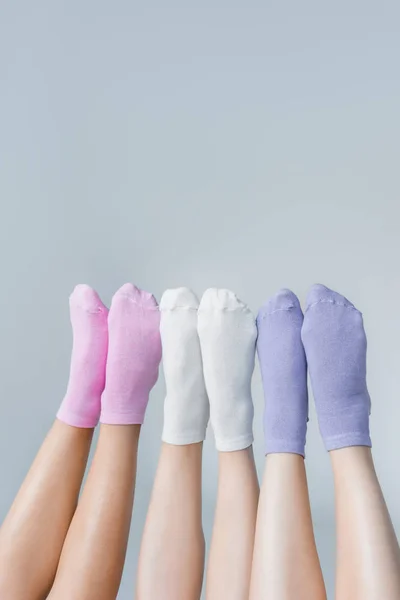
[206, 446, 259, 600]
[332, 446, 400, 600]
[48, 424, 140, 600]
[136, 443, 259, 600]
[136, 442, 205, 600]
[249, 448, 400, 600]
[249, 453, 327, 600]
[0, 420, 93, 600]
[0, 421, 140, 600]
[0, 419, 94, 600]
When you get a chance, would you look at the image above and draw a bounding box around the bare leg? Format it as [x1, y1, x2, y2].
[300, 285, 400, 598]
[136, 442, 205, 600]
[49, 283, 161, 599]
[136, 287, 209, 599]
[0, 420, 93, 600]
[250, 289, 325, 598]
[48, 424, 139, 600]
[250, 454, 326, 600]
[332, 447, 400, 600]
[206, 447, 259, 600]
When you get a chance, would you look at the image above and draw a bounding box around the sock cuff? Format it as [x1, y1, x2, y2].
[57, 404, 99, 429]
[265, 438, 306, 458]
[325, 431, 372, 451]
[318, 404, 371, 451]
[100, 409, 146, 425]
[215, 432, 254, 452]
[162, 429, 207, 445]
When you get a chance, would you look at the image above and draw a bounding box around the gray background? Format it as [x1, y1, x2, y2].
[1, 1, 400, 597]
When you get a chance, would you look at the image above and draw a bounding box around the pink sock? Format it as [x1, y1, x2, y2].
[100, 283, 162, 425]
[57, 285, 109, 428]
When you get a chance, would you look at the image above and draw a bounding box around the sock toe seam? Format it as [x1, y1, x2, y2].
[160, 306, 198, 312]
[305, 299, 360, 314]
[70, 303, 108, 315]
[257, 306, 297, 320]
[198, 306, 252, 314]
[113, 293, 159, 310]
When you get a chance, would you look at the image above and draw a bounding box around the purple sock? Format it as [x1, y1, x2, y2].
[301, 284, 371, 451]
[257, 289, 308, 457]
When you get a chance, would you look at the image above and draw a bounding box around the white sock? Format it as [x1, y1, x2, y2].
[197, 288, 256, 452]
[160, 287, 209, 445]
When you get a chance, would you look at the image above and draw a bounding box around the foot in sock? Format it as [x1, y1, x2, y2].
[160, 288, 209, 445]
[257, 289, 308, 457]
[197, 288, 256, 452]
[100, 283, 162, 425]
[57, 285, 109, 428]
[301, 284, 371, 451]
